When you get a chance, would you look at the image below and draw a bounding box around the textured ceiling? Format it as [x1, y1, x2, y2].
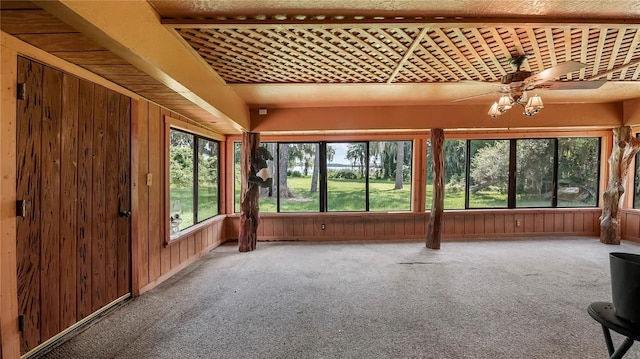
[155, 0, 640, 107]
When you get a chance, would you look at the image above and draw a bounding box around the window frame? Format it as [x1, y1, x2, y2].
[233, 139, 414, 213]
[443, 136, 601, 210]
[165, 116, 222, 243]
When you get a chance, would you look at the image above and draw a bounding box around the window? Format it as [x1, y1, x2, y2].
[327, 142, 367, 211]
[278, 143, 320, 213]
[369, 141, 412, 211]
[557, 138, 600, 207]
[233, 140, 413, 213]
[169, 128, 219, 238]
[468, 139, 509, 208]
[443, 139, 466, 209]
[516, 139, 554, 207]
[435, 137, 600, 210]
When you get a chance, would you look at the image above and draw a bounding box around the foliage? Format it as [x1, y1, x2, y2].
[469, 140, 509, 193]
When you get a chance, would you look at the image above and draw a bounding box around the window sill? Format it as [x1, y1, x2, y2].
[165, 215, 225, 246]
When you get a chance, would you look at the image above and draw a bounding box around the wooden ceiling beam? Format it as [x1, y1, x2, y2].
[34, 0, 249, 131]
[162, 17, 640, 29]
[387, 27, 428, 83]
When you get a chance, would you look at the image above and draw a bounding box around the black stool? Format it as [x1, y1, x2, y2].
[588, 302, 640, 359]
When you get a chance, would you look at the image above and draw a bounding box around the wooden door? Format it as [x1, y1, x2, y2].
[16, 57, 131, 354]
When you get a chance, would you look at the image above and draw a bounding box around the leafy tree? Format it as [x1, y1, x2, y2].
[444, 140, 466, 186]
[469, 140, 509, 193]
[346, 143, 366, 178]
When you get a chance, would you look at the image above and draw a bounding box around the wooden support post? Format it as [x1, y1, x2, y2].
[427, 129, 444, 250]
[239, 132, 260, 252]
[600, 126, 640, 245]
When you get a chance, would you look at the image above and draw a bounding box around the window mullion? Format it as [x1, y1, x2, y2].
[508, 139, 517, 209]
[365, 142, 370, 212]
[193, 136, 199, 223]
[552, 138, 559, 207]
[464, 140, 471, 209]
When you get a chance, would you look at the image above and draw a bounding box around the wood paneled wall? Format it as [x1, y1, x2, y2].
[15, 56, 132, 354]
[133, 100, 227, 294]
[225, 209, 601, 242]
[620, 209, 640, 243]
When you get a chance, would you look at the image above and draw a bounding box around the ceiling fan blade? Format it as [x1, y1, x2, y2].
[542, 80, 606, 90]
[525, 61, 587, 84]
[451, 91, 499, 103]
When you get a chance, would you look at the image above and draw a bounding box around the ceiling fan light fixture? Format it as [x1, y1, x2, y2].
[497, 95, 512, 112]
[488, 102, 502, 118]
[526, 94, 544, 110]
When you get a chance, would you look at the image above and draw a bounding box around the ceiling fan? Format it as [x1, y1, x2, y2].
[454, 54, 606, 117]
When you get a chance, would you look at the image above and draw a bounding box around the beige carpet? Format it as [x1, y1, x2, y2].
[41, 237, 640, 359]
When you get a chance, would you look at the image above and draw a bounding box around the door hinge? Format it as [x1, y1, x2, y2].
[16, 200, 27, 218]
[17, 83, 26, 100]
[18, 314, 24, 332]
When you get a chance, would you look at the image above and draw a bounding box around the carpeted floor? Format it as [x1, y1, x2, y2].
[40, 237, 640, 359]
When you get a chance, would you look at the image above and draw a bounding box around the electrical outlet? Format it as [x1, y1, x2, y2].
[321, 224, 326, 230]
[516, 219, 521, 227]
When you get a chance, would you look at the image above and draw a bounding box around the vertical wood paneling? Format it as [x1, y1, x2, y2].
[564, 213, 574, 232]
[474, 215, 485, 234]
[16, 57, 43, 353]
[404, 216, 414, 236]
[15, 57, 132, 355]
[60, 74, 78, 329]
[313, 217, 323, 237]
[149, 105, 164, 278]
[104, 90, 120, 303]
[574, 212, 585, 232]
[504, 215, 514, 233]
[91, 85, 107, 312]
[303, 218, 314, 237]
[354, 217, 365, 237]
[514, 214, 524, 233]
[334, 217, 345, 237]
[454, 215, 464, 235]
[40, 65, 62, 340]
[535, 213, 545, 232]
[394, 218, 403, 236]
[170, 244, 180, 269]
[523, 214, 534, 233]
[464, 216, 474, 234]
[76, 79, 94, 320]
[444, 216, 455, 235]
[584, 212, 595, 233]
[136, 101, 149, 288]
[415, 215, 426, 235]
[484, 214, 495, 234]
[554, 214, 564, 232]
[179, 238, 188, 263]
[494, 214, 505, 233]
[188, 235, 195, 257]
[544, 213, 554, 232]
[274, 218, 284, 237]
[280, 218, 290, 238]
[195, 231, 202, 254]
[117, 95, 131, 296]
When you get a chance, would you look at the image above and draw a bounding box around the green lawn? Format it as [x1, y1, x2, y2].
[170, 185, 218, 231]
[232, 177, 595, 213]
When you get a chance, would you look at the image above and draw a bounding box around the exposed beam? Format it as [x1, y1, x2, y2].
[387, 27, 428, 84]
[162, 17, 640, 29]
[35, 0, 250, 131]
[588, 59, 640, 80]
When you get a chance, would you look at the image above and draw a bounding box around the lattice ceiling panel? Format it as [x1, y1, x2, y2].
[174, 23, 640, 84]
